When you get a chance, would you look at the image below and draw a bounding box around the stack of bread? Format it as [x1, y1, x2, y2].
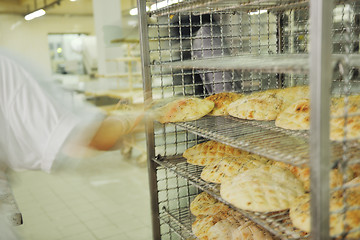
[226, 86, 360, 141]
[190, 192, 273, 240]
[184, 140, 360, 238]
[289, 177, 360, 238]
[155, 90, 360, 237]
[154, 92, 243, 123]
[155, 87, 360, 142]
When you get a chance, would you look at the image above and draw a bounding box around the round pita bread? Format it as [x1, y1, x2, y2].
[190, 192, 229, 216]
[220, 165, 305, 212]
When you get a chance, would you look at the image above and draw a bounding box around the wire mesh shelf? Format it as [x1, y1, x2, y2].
[148, 0, 358, 16]
[153, 155, 309, 239]
[148, 0, 309, 16]
[172, 115, 360, 166]
[160, 207, 197, 239]
[153, 54, 360, 75]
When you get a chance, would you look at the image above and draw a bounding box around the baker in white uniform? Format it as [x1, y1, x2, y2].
[0, 48, 142, 239]
[0, 48, 141, 172]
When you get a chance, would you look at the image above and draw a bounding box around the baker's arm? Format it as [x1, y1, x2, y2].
[89, 112, 144, 151]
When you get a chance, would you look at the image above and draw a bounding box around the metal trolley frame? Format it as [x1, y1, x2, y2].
[137, 0, 360, 239]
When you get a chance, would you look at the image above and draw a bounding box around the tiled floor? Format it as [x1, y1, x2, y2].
[7, 150, 152, 240]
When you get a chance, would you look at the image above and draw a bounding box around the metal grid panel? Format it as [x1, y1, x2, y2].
[139, 0, 360, 239]
[153, 53, 360, 74]
[153, 155, 309, 239]
[156, 165, 200, 239]
[172, 115, 360, 166]
[159, 207, 197, 239]
[147, 0, 309, 17]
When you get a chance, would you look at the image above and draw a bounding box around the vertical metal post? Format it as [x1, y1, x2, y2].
[309, 0, 333, 239]
[137, 1, 161, 240]
[276, 12, 285, 88]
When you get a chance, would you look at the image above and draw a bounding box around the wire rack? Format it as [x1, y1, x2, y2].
[172, 115, 360, 167]
[148, 0, 309, 16]
[148, 0, 360, 16]
[138, 0, 360, 239]
[153, 155, 309, 239]
[160, 207, 197, 239]
[153, 54, 360, 74]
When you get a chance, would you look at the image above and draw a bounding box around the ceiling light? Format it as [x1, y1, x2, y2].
[24, 9, 46, 21]
[150, 0, 182, 11]
[129, 6, 150, 16]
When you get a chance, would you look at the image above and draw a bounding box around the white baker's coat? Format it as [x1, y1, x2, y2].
[0, 48, 103, 173]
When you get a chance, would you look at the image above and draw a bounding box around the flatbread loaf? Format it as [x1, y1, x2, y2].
[206, 218, 235, 240]
[154, 97, 214, 123]
[227, 90, 282, 120]
[274, 95, 360, 141]
[183, 140, 249, 166]
[330, 95, 360, 141]
[220, 165, 305, 212]
[192, 213, 229, 239]
[275, 99, 310, 130]
[231, 221, 274, 240]
[201, 156, 271, 184]
[290, 177, 360, 238]
[190, 192, 229, 216]
[205, 92, 243, 116]
[276, 86, 309, 110]
[274, 162, 347, 192]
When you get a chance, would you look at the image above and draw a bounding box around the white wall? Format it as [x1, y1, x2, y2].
[0, 14, 95, 77]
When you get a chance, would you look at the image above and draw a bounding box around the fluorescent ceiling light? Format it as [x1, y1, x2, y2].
[129, 0, 182, 15]
[150, 0, 183, 11]
[129, 6, 149, 16]
[24, 9, 46, 21]
[249, 9, 267, 15]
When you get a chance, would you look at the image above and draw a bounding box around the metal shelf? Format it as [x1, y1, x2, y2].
[172, 115, 360, 166]
[153, 155, 309, 239]
[148, 0, 356, 16]
[148, 0, 309, 16]
[153, 54, 360, 75]
[160, 207, 197, 239]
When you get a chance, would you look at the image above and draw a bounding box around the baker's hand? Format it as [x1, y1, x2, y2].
[89, 111, 144, 151]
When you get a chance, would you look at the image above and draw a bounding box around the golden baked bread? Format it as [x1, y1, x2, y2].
[201, 156, 271, 184]
[227, 86, 309, 121]
[154, 97, 214, 123]
[276, 86, 309, 110]
[274, 162, 349, 192]
[190, 192, 229, 216]
[193, 209, 274, 240]
[192, 213, 229, 239]
[231, 221, 274, 240]
[220, 165, 305, 212]
[227, 90, 282, 121]
[206, 218, 235, 240]
[273, 95, 360, 141]
[290, 177, 360, 238]
[330, 95, 360, 141]
[183, 140, 250, 166]
[205, 92, 243, 116]
[275, 98, 310, 130]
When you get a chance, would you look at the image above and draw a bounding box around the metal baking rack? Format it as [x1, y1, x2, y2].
[152, 54, 360, 75]
[153, 155, 310, 239]
[148, 0, 309, 17]
[138, 0, 360, 238]
[160, 207, 197, 239]
[172, 115, 360, 167]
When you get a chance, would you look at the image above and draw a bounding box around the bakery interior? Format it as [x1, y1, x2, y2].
[0, 0, 152, 240]
[2, 0, 360, 240]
